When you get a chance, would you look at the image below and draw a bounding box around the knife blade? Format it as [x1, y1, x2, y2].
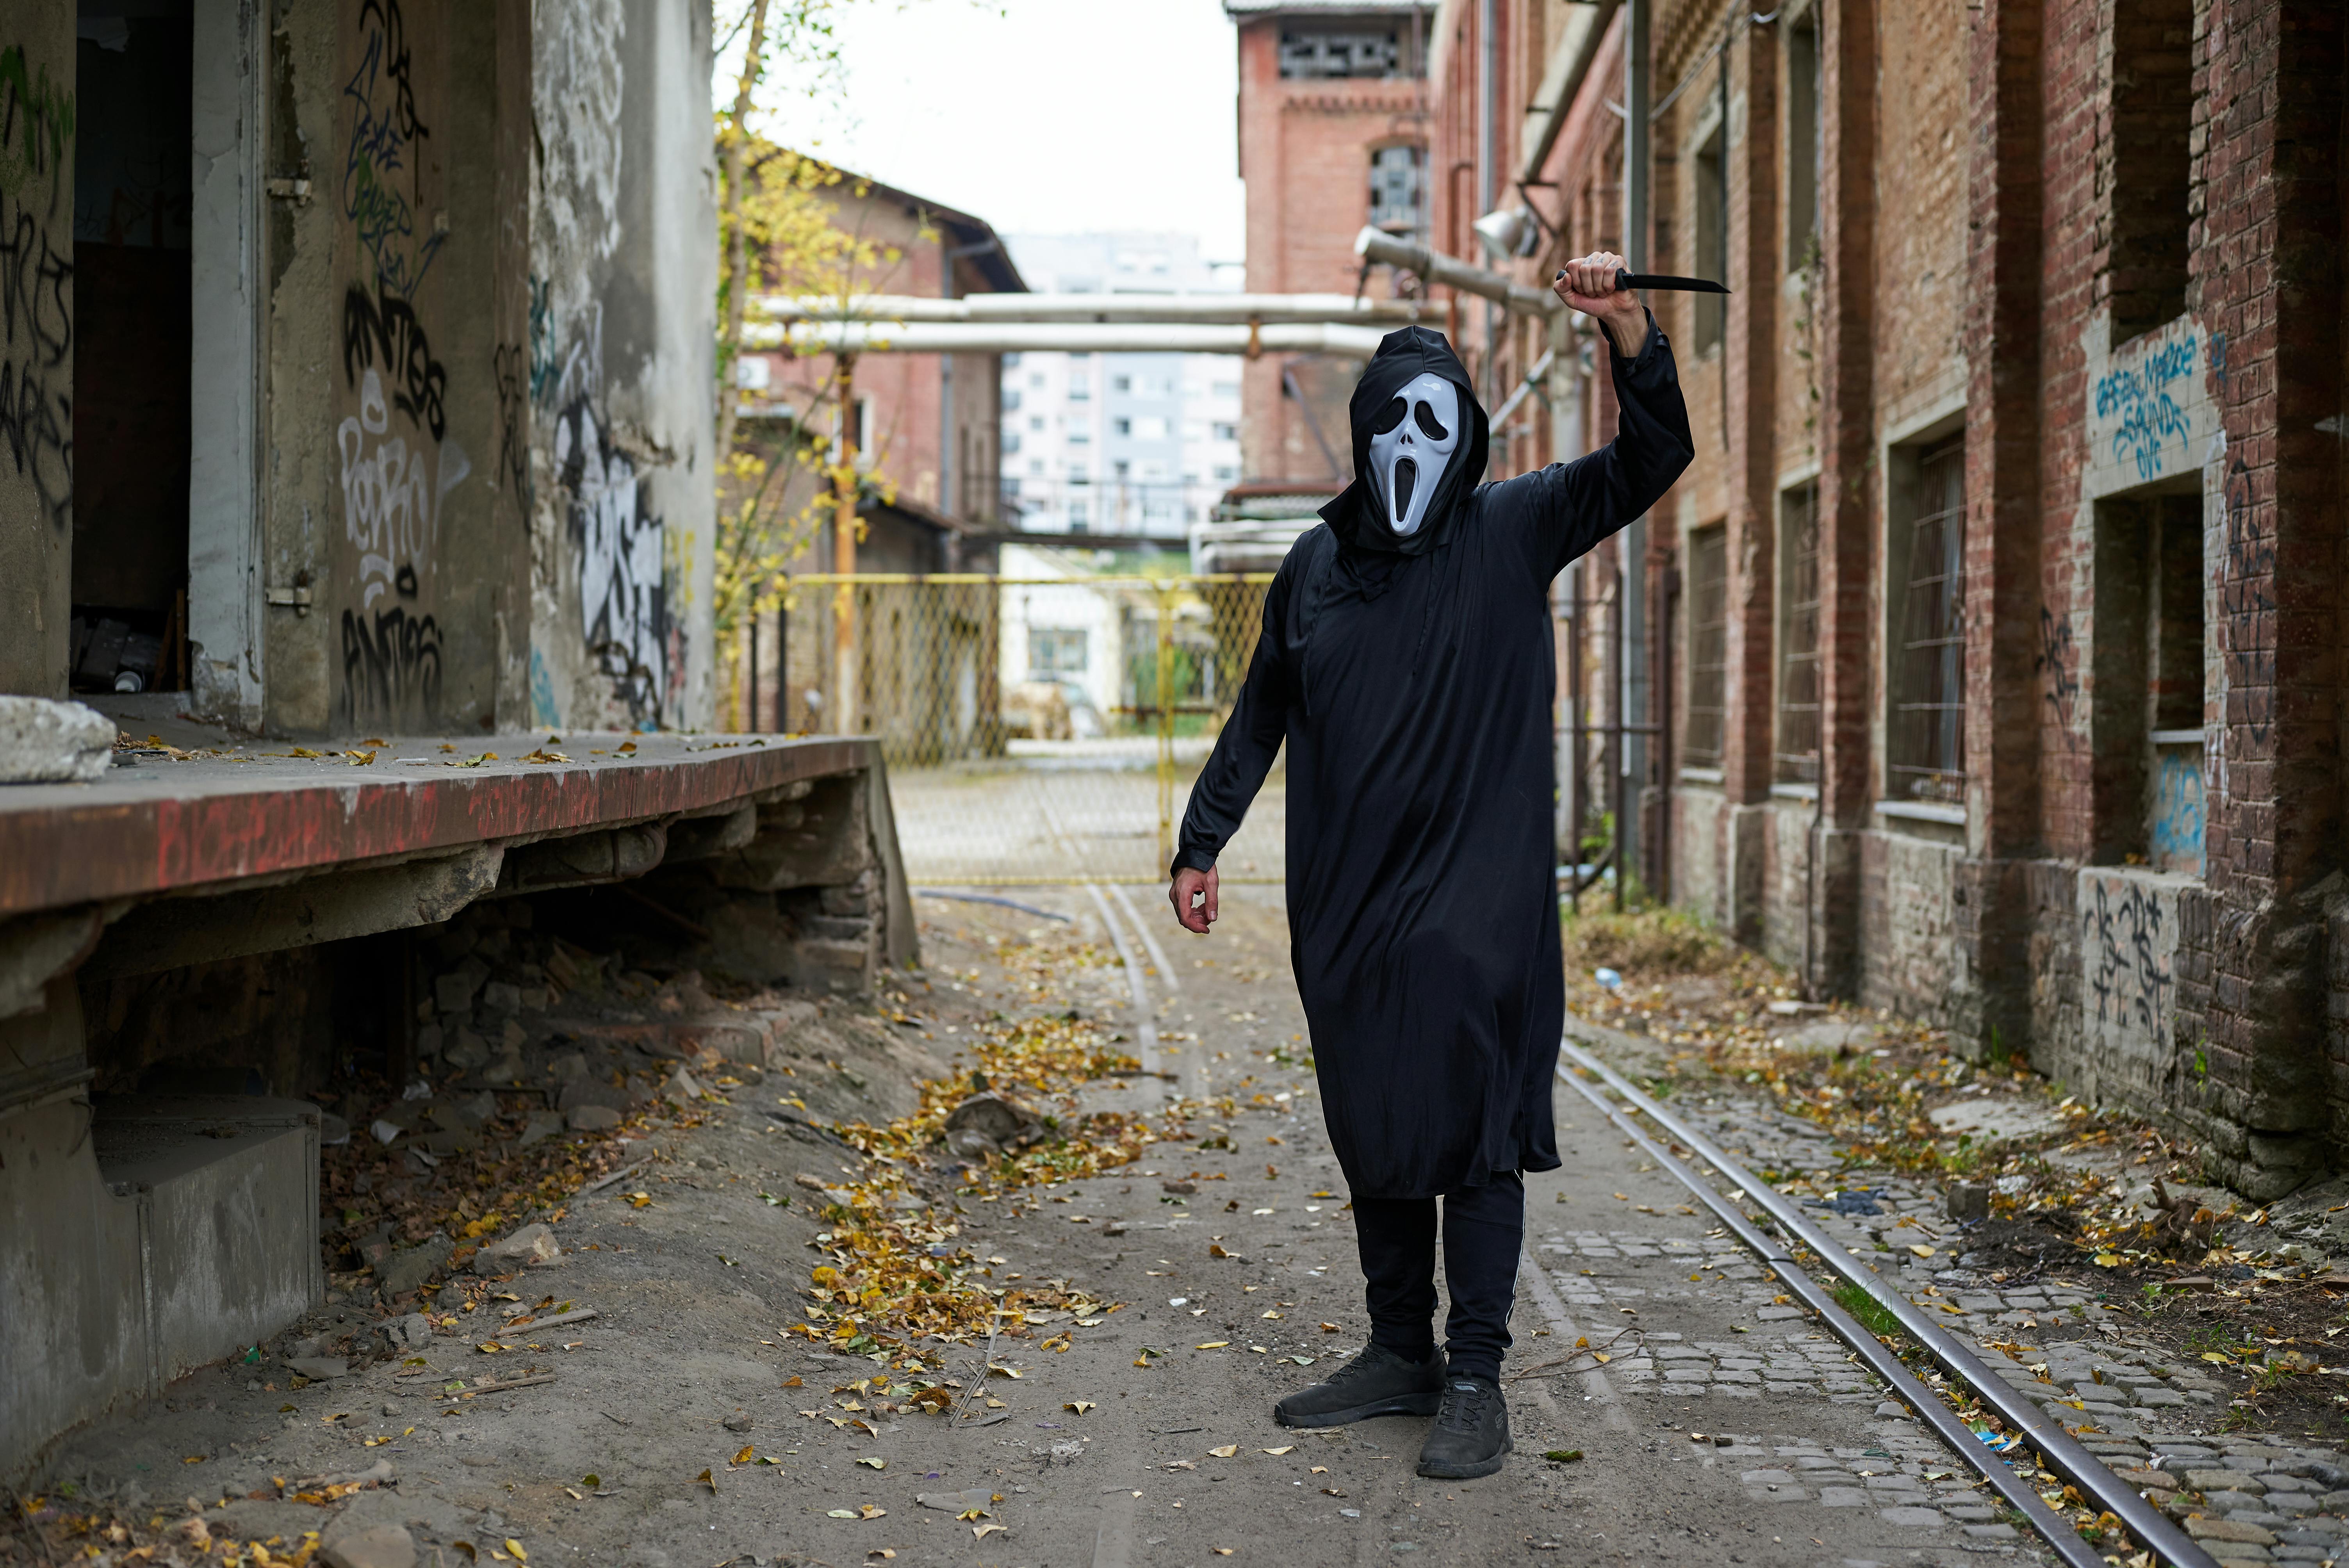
[1613, 269, 1729, 294]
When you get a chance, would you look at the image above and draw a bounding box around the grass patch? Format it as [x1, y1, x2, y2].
[1560, 907, 1732, 978]
[1831, 1278, 1907, 1341]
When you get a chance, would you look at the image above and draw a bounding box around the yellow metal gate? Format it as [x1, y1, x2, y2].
[773, 575, 1283, 885]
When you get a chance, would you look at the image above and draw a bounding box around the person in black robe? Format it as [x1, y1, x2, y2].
[1164, 253, 1693, 1479]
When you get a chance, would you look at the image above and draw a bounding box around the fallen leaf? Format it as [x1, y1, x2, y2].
[972, 1523, 1004, 1541]
[1319, 1322, 1341, 1333]
[1064, 1401, 1095, 1414]
[827, 1509, 857, 1519]
[857, 1457, 886, 1470]
[1207, 1444, 1239, 1458]
[1908, 1245, 1935, 1258]
[1262, 1445, 1294, 1455]
[1261, 1310, 1283, 1319]
[1196, 1341, 1230, 1350]
[783, 1376, 804, 1388]
[859, 1504, 886, 1520]
[733, 1446, 755, 1465]
[627, 1192, 651, 1209]
[1214, 1551, 1235, 1558]
[695, 1469, 716, 1495]
[1544, 1449, 1584, 1463]
[506, 1542, 527, 1563]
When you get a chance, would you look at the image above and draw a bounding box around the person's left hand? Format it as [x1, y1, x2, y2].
[1553, 251, 1649, 358]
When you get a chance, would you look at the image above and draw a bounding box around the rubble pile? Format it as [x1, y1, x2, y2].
[318, 898, 873, 1310]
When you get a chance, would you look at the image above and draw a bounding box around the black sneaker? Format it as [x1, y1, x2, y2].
[1415, 1374, 1512, 1479]
[1272, 1342, 1445, 1428]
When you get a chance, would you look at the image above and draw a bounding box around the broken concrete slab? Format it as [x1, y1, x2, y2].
[376, 1236, 453, 1296]
[320, 1518, 415, 1568]
[472, 1222, 561, 1274]
[1926, 1098, 2066, 1142]
[567, 1104, 622, 1132]
[0, 696, 114, 785]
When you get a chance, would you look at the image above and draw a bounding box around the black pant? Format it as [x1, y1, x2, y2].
[1351, 1171, 1524, 1384]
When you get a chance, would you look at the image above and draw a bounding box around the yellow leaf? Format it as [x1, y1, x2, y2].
[1593, 1352, 1611, 1364]
[857, 1457, 885, 1470]
[506, 1541, 527, 1563]
[1197, 1340, 1230, 1350]
[695, 1469, 716, 1494]
[1064, 1401, 1095, 1414]
[1262, 1445, 1295, 1455]
[1207, 1445, 1238, 1458]
[733, 1446, 754, 1465]
[2201, 1351, 2233, 1364]
[1319, 1322, 1341, 1333]
[2094, 1254, 2124, 1268]
[1908, 1245, 1935, 1258]
[627, 1192, 651, 1209]
[858, 1504, 886, 1520]
[1261, 1310, 1283, 1319]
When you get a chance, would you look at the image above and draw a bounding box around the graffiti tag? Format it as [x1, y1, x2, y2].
[2083, 878, 2171, 1036]
[342, 0, 443, 299]
[2093, 331, 2197, 481]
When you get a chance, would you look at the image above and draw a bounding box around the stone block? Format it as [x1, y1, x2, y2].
[472, 1222, 561, 1274]
[567, 1104, 621, 1132]
[0, 696, 114, 784]
[321, 1520, 415, 1568]
[376, 1236, 452, 1296]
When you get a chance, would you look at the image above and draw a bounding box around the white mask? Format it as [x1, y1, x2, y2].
[1367, 372, 1461, 538]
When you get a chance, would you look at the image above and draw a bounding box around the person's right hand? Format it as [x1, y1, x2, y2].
[1170, 865, 1219, 934]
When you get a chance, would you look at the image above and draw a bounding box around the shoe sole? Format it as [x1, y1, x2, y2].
[1415, 1433, 1514, 1480]
[1273, 1391, 1442, 1429]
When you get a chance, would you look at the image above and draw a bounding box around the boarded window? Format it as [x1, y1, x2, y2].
[1785, 11, 1822, 269]
[1889, 440, 1966, 801]
[1683, 527, 1729, 768]
[1279, 29, 1401, 79]
[1775, 483, 1821, 784]
[1370, 144, 1427, 232]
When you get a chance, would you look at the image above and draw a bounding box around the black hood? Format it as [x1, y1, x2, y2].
[1318, 326, 1490, 556]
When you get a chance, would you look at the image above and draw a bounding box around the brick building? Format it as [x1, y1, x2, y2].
[1412, 0, 2345, 1196]
[1227, 1, 1435, 487]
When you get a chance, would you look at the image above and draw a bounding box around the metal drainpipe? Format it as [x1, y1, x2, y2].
[1625, 0, 1663, 887]
[1479, 0, 1498, 423]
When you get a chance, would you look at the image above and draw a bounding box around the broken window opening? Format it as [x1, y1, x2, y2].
[1682, 526, 1729, 769]
[1775, 482, 1821, 785]
[1888, 438, 1966, 802]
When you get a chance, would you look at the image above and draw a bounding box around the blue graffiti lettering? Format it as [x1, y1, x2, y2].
[2093, 332, 2197, 480]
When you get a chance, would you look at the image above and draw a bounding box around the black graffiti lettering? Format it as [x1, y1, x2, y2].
[343, 281, 446, 440]
[2082, 880, 2170, 1034]
[492, 340, 530, 503]
[395, 562, 418, 599]
[339, 605, 441, 727]
[2036, 604, 2079, 741]
[357, 0, 427, 142]
[2220, 456, 2275, 751]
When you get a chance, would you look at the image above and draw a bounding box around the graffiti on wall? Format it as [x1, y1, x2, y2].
[2037, 605, 2080, 742]
[2219, 456, 2274, 754]
[2151, 744, 2205, 874]
[0, 44, 73, 529]
[557, 393, 670, 726]
[2082, 876, 2172, 1037]
[341, 0, 442, 301]
[2092, 330, 2198, 482]
[335, 0, 465, 729]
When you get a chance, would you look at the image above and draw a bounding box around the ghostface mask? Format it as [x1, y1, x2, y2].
[1367, 372, 1461, 538]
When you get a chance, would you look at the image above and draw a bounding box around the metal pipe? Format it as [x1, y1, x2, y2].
[1554, 1035, 2224, 1568]
[747, 319, 1393, 360]
[1353, 226, 1560, 318]
[1487, 345, 1557, 428]
[754, 292, 1424, 326]
[1550, 1064, 2111, 1568]
[1518, 0, 1622, 186]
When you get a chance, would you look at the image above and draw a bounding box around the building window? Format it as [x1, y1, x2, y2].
[1003, 388, 1021, 413]
[1028, 415, 1044, 432]
[1030, 628, 1088, 675]
[1889, 438, 1967, 802]
[1370, 144, 1427, 232]
[2108, 0, 2193, 341]
[1112, 375, 1132, 394]
[1280, 28, 1401, 79]
[1068, 374, 1090, 401]
[1775, 483, 1822, 784]
[1068, 429, 1091, 445]
[1684, 527, 1729, 768]
[1785, 9, 1822, 269]
[1213, 465, 1238, 483]
[2091, 486, 2205, 871]
[1067, 501, 1089, 531]
[1212, 421, 1238, 441]
[1003, 433, 1021, 456]
[1113, 417, 1132, 437]
[1691, 124, 1727, 351]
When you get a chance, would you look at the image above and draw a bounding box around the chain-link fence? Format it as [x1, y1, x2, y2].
[770, 575, 1283, 885]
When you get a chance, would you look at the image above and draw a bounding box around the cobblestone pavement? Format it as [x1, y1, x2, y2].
[27, 887, 2348, 1567]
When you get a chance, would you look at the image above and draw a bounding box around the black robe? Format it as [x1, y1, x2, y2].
[1173, 318, 1694, 1199]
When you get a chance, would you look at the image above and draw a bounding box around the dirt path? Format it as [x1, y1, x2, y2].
[26, 886, 2062, 1568]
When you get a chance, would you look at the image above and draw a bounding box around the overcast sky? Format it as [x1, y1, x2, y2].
[752, 0, 1248, 264]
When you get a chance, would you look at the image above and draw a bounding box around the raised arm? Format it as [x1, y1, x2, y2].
[1168, 565, 1296, 931]
[1489, 254, 1697, 582]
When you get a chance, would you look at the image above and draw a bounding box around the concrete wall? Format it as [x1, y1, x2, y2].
[0, 3, 75, 698]
[528, 0, 717, 734]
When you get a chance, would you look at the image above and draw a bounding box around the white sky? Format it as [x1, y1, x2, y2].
[750, 0, 1248, 265]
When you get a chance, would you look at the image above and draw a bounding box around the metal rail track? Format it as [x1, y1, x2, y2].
[1556, 1037, 2220, 1568]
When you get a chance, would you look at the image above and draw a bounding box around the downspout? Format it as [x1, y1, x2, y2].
[1480, 0, 1498, 424]
[1620, 0, 1651, 897]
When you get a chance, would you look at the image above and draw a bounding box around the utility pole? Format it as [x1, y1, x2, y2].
[832, 353, 858, 734]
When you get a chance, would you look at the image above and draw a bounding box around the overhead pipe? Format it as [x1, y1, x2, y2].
[742, 319, 1393, 360]
[1353, 226, 1559, 319]
[752, 292, 1423, 327]
[1518, 0, 1622, 187]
